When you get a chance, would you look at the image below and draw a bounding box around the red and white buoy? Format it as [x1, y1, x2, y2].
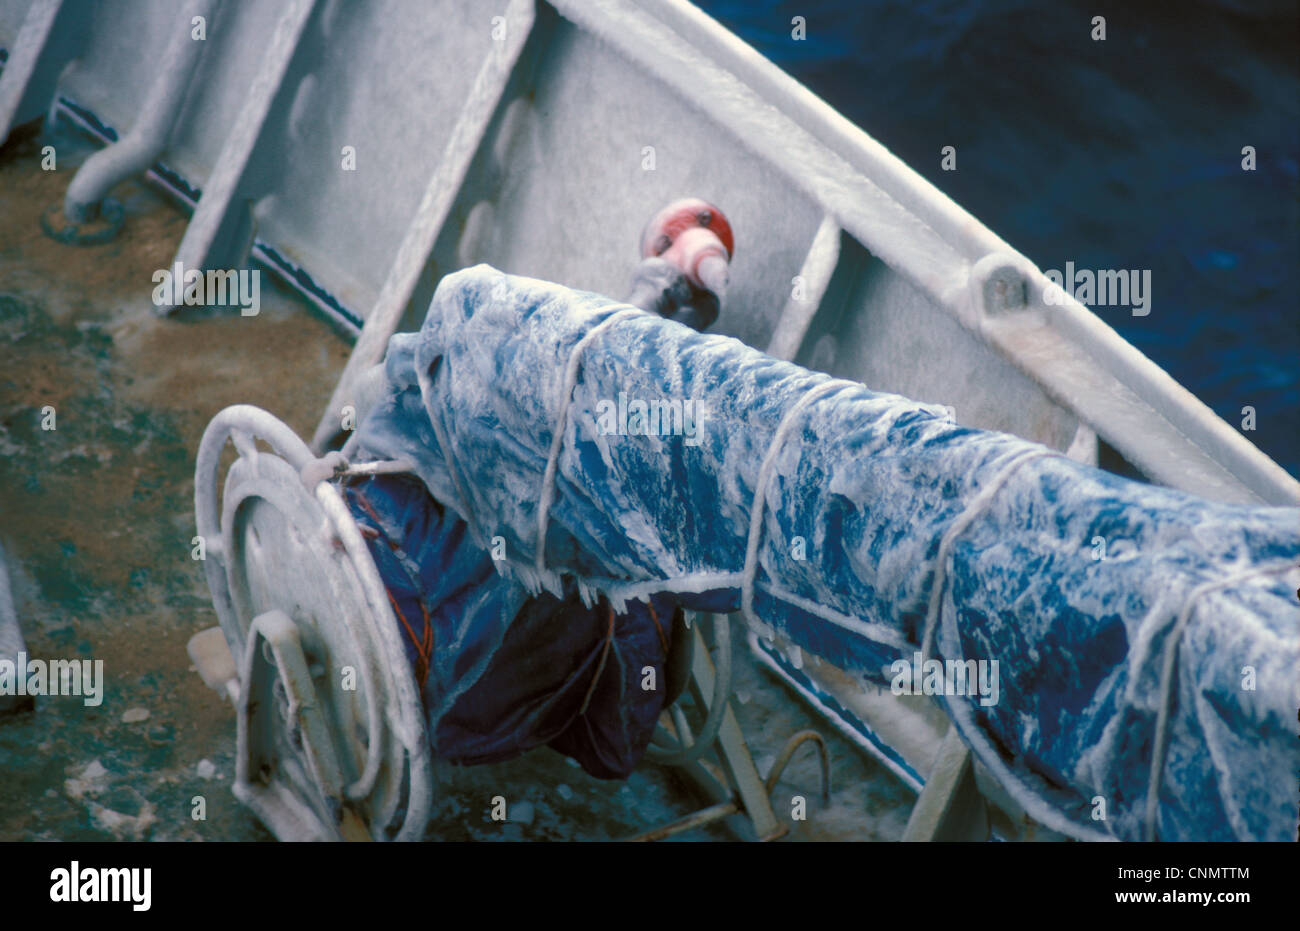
[640, 198, 734, 299]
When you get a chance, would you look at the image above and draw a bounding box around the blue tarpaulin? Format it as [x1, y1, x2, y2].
[344, 264, 1300, 841]
[343, 473, 679, 779]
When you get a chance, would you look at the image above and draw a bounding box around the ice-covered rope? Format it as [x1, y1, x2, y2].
[340, 457, 419, 477]
[536, 308, 646, 574]
[1143, 560, 1298, 842]
[300, 451, 418, 489]
[741, 378, 858, 632]
[910, 444, 1131, 842]
[577, 604, 618, 716]
[919, 448, 1058, 663]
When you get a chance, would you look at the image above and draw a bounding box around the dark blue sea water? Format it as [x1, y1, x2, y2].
[697, 0, 1299, 481]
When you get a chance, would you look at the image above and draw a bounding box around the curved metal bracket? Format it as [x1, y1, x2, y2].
[234, 610, 370, 841]
[644, 611, 731, 766]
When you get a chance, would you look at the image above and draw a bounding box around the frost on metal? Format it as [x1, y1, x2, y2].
[350, 265, 1300, 842]
[0, 541, 32, 715]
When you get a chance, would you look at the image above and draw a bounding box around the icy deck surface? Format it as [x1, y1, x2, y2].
[0, 126, 909, 841]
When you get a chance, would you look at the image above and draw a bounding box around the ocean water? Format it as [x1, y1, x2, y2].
[697, 0, 1300, 480]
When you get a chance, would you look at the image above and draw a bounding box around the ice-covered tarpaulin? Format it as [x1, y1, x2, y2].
[346, 264, 1300, 842]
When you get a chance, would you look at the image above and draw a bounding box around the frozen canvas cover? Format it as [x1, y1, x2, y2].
[345, 265, 1300, 842]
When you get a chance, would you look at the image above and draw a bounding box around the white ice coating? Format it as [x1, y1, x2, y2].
[354, 266, 1300, 841]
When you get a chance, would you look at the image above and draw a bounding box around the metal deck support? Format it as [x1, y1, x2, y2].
[311, 0, 538, 453]
[0, 541, 32, 715]
[0, 0, 83, 144]
[765, 213, 840, 362]
[901, 726, 989, 842]
[683, 622, 784, 841]
[163, 0, 317, 307]
[629, 619, 786, 842]
[61, 0, 218, 227]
